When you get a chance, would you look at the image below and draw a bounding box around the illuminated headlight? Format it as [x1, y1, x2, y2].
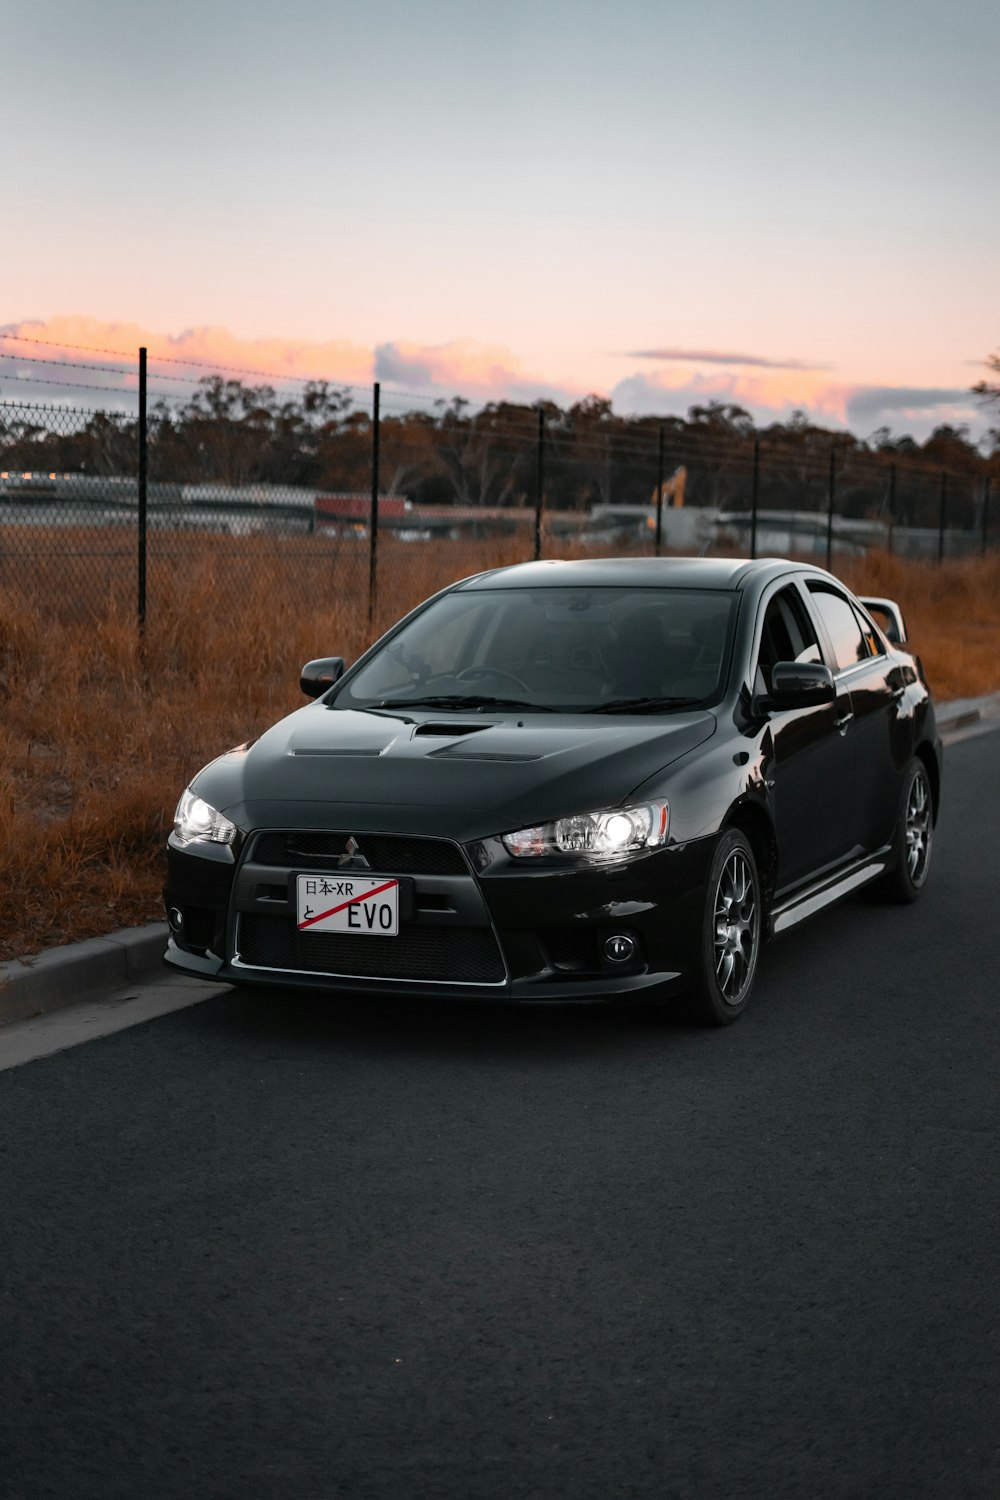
[502, 801, 669, 860]
[173, 788, 237, 848]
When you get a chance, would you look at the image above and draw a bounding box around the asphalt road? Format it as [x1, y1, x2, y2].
[1, 732, 998, 1500]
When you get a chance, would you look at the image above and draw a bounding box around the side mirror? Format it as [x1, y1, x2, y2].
[764, 661, 836, 710]
[859, 596, 907, 645]
[300, 657, 346, 698]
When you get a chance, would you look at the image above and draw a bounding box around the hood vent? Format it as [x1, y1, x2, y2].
[413, 722, 487, 738]
[289, 746, 386, 757]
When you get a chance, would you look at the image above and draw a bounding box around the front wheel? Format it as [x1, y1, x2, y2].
[683, 829, 762, 1026]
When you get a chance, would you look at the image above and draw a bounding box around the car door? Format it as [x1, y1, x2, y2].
[802, 581, 909, 856]
[752, 583, 858, 894]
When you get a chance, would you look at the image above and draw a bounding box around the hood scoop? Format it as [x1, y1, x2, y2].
[413, 722, 488, 738]
[290, 746, 387, 757]
[429, 748, 542, 762]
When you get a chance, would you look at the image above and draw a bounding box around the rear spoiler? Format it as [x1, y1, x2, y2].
[858, 596, 907, 645]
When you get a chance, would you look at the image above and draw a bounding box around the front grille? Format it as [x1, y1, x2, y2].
[237, 913, 506, 985]
[251, 830, 467, 876]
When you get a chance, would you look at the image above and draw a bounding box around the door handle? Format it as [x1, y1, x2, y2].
[835, 712, 854, 734]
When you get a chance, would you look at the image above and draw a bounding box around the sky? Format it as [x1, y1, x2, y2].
[3, 0, 998, 441]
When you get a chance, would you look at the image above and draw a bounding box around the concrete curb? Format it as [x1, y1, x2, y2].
[0, 923, 169, 1027]
[936, 689, 1000, 738]
[0, 692, 996, 1032]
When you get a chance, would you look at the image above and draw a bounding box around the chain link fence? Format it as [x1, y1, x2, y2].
[2, 383, 996, 639]
[0, 402, 140, 622]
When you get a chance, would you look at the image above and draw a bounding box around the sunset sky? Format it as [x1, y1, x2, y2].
[4, 0, 998, 440]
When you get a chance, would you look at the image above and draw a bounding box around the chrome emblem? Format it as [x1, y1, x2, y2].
[337, 835, 371, 870]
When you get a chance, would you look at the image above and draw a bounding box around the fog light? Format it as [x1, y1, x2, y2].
[604, 934, 636, 964]
[168, 907, 184, 933]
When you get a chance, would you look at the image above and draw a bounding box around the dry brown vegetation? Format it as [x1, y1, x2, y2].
[2, 537, 998, 963]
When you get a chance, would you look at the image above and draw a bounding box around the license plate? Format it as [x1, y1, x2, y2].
[296, 874, 399, 936]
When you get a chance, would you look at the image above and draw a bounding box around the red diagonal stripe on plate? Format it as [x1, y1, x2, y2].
[297, 878, 399, 931]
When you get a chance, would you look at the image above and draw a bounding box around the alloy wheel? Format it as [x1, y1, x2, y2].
[713, 849, 759, 1005]
[905, 767, 932, 885]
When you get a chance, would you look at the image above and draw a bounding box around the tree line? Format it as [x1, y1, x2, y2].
[3, 369, 998, 529]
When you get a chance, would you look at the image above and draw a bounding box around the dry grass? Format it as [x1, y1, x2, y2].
[836, 551, 1000, 702]
[2, 537, 998, 962]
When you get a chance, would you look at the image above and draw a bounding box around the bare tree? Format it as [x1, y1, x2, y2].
[971, 349, 1000, 409]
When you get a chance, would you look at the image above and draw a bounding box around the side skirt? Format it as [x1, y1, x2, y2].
[769, 847, 892, 937]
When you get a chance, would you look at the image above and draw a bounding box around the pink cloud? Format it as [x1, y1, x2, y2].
[0, 318, 577, 406]
[1, 317, 986, 442]
[0, 315, 374, 388]
[611, 366, 987, 442]
[611, 366, 850, 425]
[374, 338, 587, 407]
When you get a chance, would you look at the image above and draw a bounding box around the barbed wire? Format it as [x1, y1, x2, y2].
[0, 372, 323, 404]
[0, 331, 372, 393]
[0, 352, 275, 396]
[0, 342, 991, 487]
[0, 332, 148, 359]
[0, 376, 740, 458]
[0, 351, 143, 380]
[0, 375, 141, 397]
[1, 335, 990, 472]
[0, 331, 785, 437]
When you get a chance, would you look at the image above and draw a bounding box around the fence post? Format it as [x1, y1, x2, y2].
[982, 476, 991, 557]
[887, 462, 896, 554]
[137, 346, 147, 633]
[655, 424, 665, 556]
[534, 407, 545, 561]
[937, 470, 947, 564]
[368, 381, 380, 627]
[825, 443, 836, 571]
[750, 437, 760, 560]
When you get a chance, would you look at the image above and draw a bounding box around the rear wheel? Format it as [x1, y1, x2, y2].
[878, 757, 933, 903]
[684, 829, 761, 1025]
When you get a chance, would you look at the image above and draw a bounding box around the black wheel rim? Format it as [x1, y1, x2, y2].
[905, 768, 932, 885]
[713, 849, 759, 1006]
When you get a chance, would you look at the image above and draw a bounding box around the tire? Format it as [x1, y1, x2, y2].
[878, 757, 934, 903]
[683, 828, 762, 1026]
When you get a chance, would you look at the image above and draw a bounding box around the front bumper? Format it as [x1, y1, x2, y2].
[163, 826, 714, 1004]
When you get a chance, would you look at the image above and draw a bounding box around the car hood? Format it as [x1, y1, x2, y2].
[193, 703, 717, 842]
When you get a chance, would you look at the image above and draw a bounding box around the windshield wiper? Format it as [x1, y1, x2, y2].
[585, 695, 704, 715]
[370, 694, 554, 713]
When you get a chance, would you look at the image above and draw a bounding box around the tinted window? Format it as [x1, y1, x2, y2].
[337, 587, 736, 712]
[808, 585, 873, 672]
[755, 586, 823, 692]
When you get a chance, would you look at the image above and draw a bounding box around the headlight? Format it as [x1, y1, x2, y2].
[502, 800, 668, 860]
[173, 788, 238, 848]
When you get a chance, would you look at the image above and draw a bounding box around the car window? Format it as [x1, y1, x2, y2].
[352, 597, 489, 695]
[853, 605, 887, 659]
[755, 586, 822, 692]
[336, 586, 736, 712]
[807, 584, 879, 672]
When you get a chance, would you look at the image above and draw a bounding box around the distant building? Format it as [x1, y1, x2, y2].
[315, 493, 407, 525]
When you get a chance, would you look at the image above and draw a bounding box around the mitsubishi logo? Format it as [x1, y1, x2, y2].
[337, 836, 371, 870]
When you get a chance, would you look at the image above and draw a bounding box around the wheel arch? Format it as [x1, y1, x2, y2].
[914, 740, 941, 824]
[721, 799, 778, 925]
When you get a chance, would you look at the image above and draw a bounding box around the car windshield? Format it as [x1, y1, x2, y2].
[334, 586, 736, 715]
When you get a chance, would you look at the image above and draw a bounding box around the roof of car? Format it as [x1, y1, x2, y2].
[457, 556, 808, 592]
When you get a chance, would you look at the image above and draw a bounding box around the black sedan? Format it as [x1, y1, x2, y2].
[164, 557, 941, 1024]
